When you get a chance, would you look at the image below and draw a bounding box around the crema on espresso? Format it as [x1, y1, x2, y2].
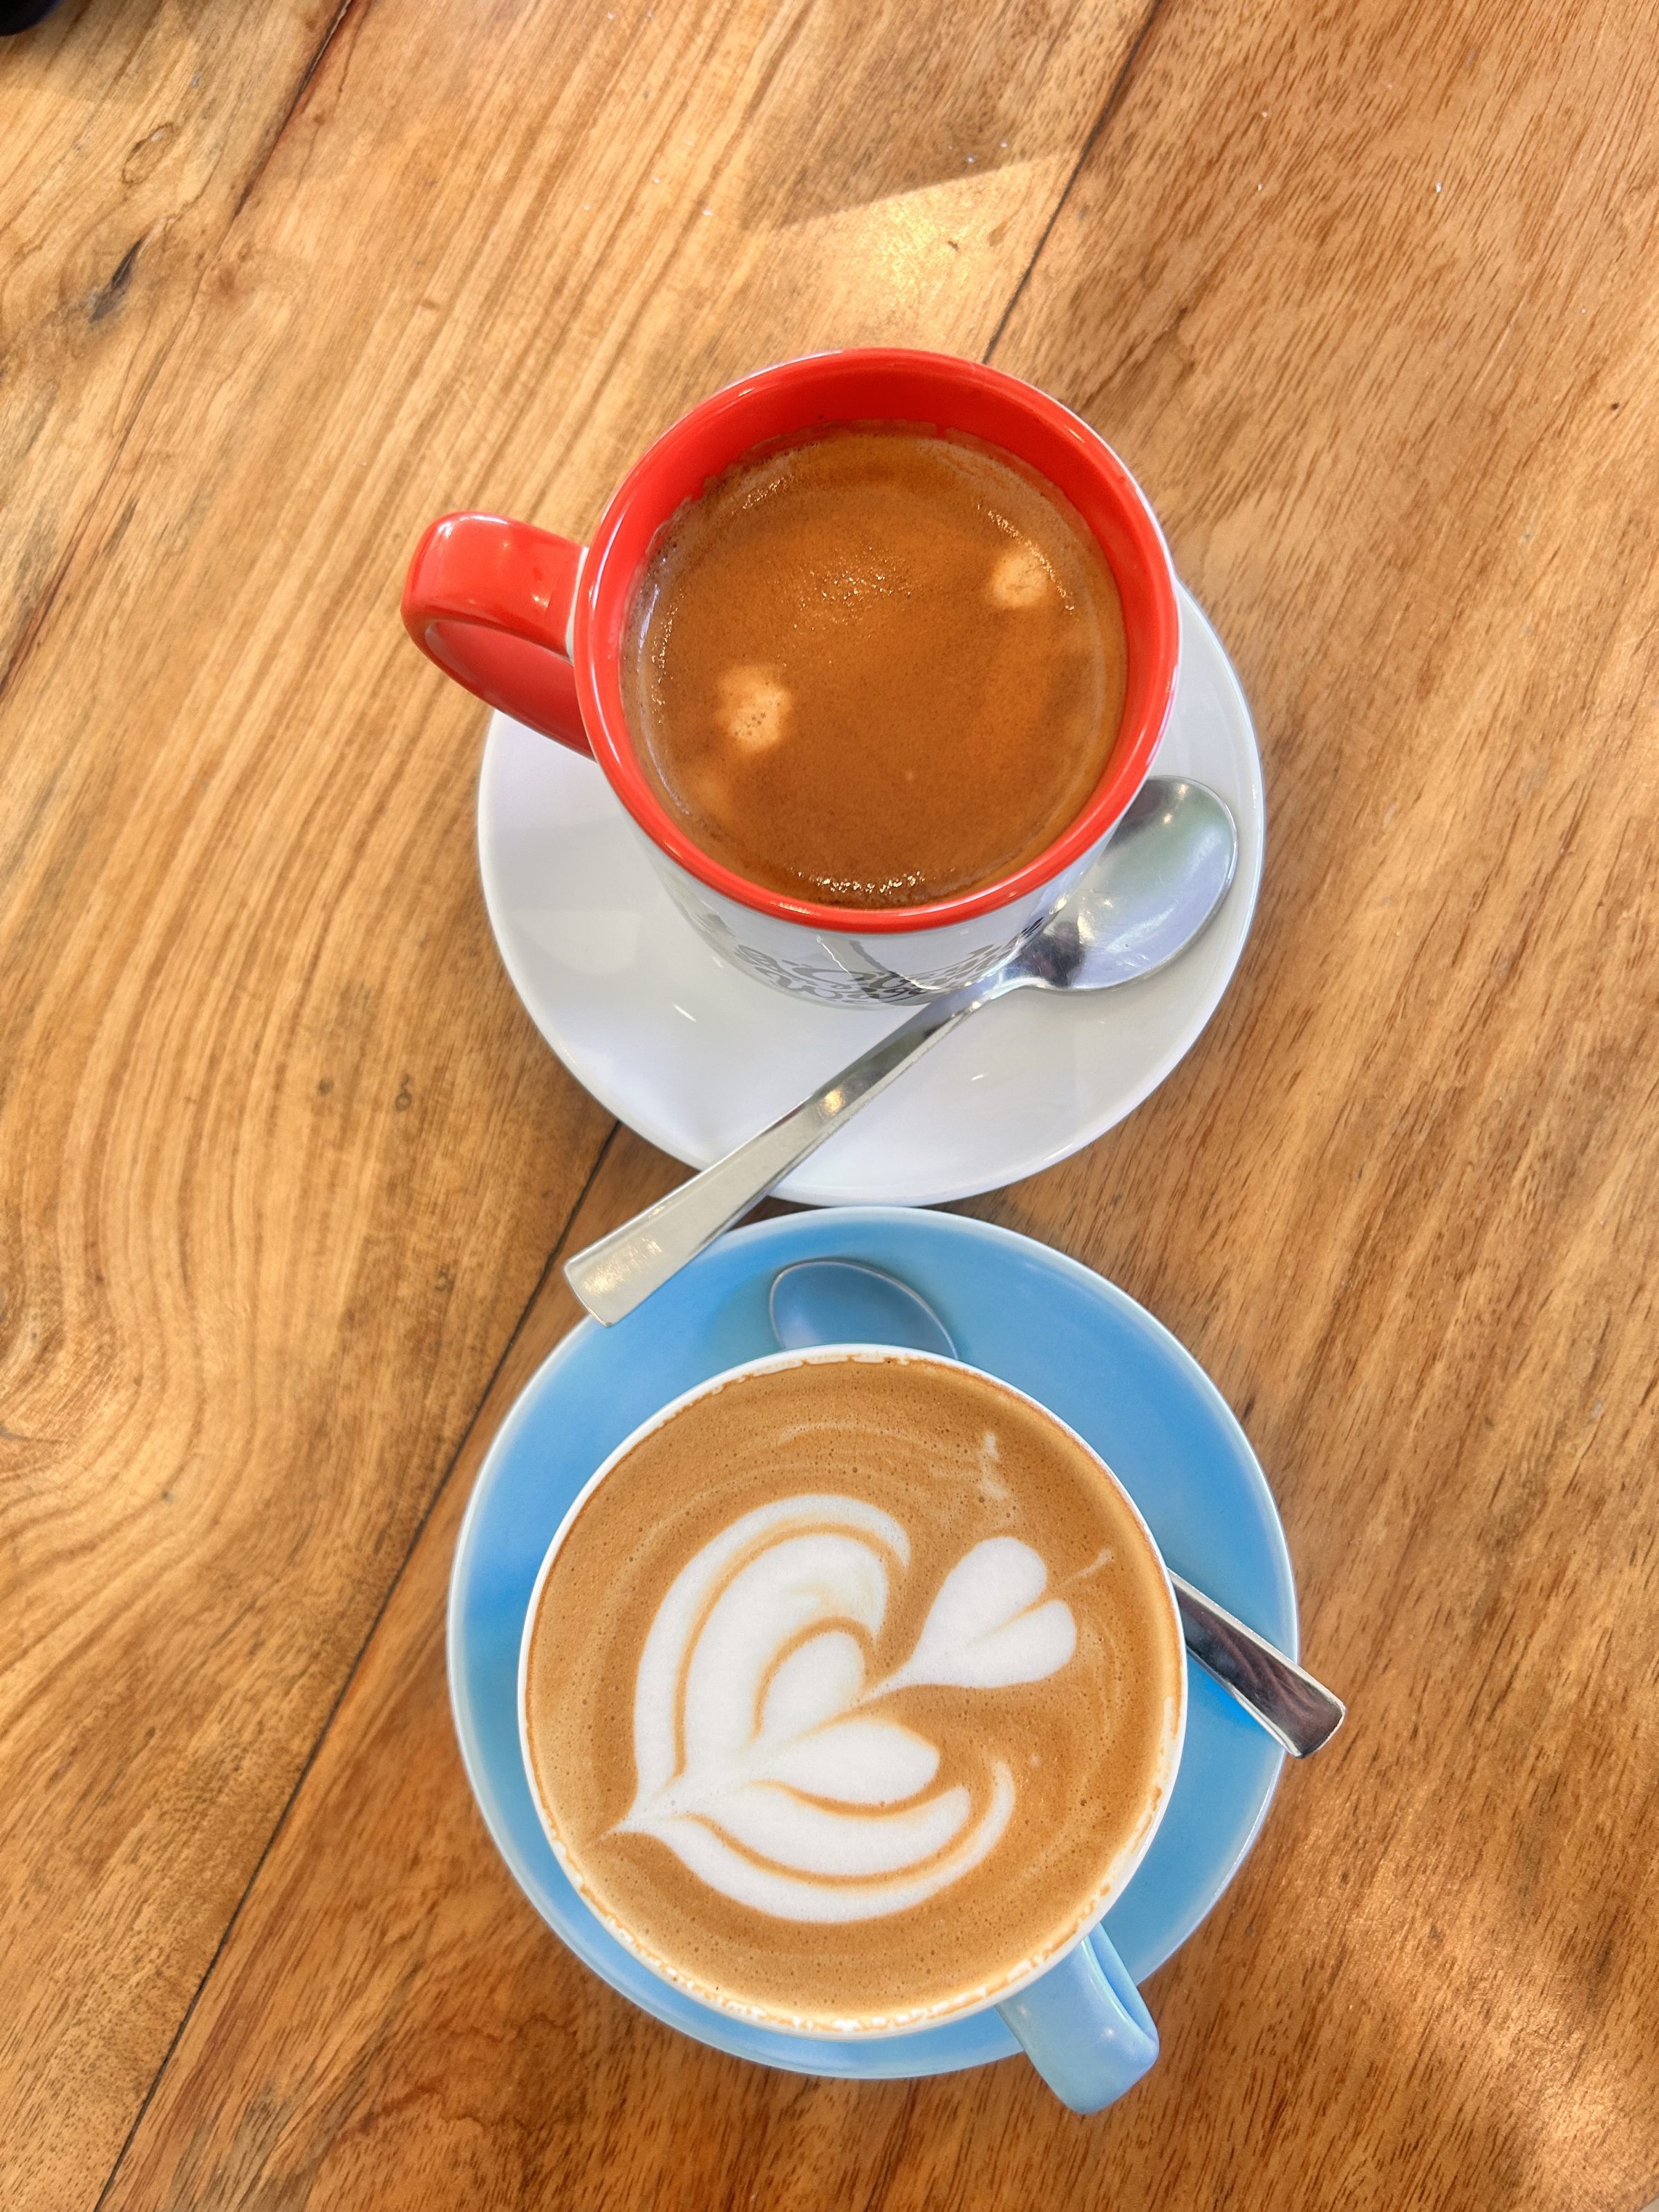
[522, 1353, 1183, 2033]
[619, 428, 1129, 909]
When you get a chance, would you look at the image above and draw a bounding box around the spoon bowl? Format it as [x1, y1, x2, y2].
[1003, 778, 1239, 996]
[769, 1257, 957, 1358]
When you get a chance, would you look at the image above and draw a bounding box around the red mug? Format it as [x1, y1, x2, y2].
[402, 349, 1180, 1005]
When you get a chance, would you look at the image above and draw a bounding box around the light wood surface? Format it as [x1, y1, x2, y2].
[3, 0, 1656, 2206]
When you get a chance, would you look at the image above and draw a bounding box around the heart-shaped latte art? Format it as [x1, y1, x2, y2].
[618, 1494, 1077, 1921]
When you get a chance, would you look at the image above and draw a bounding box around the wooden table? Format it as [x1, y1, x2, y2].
[5, 1, 1657, 2205]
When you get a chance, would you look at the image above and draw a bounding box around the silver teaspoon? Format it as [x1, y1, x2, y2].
[769, 1257, 1346, 1759]
[566, 778, 1238, 1328]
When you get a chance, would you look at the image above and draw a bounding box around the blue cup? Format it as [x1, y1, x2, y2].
[520, 1347, 1188, 2114]
[997, 1920, 1161, 2111]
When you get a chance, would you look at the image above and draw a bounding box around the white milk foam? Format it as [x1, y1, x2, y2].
[617, 1494, 1077, 1921]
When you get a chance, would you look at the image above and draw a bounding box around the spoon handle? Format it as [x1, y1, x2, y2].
[1169, 1573, 1346, 1757]
[564, 984, 991, 1324]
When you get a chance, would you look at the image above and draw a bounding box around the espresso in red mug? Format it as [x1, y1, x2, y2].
[619, 424, 1130, 911]
[402, 349, 1179, 1006]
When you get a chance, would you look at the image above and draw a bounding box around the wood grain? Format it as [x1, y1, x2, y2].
[0, 0, 352, 677]
[0, 0, 1161, 2205]
[8, 0, 1659, 2204]
[977, 0, 1659, 2195]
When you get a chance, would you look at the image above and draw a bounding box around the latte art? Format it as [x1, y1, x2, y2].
[620, 1497, 1076, 1919]
[523, 1352, 1184, 2032]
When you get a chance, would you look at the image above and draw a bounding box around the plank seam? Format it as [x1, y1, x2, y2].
[90, 1115, 624, 2212]
[228, 0, 362, 228]
[980, 0, 1170, 367]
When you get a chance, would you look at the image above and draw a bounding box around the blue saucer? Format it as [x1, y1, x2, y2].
[448, 1209, 1295, 2079]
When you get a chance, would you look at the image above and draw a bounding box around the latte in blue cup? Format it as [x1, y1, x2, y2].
[519, 1347, 1185, 2101]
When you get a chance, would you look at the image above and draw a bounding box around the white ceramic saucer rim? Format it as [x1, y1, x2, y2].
[478, 583, 1264, 1206]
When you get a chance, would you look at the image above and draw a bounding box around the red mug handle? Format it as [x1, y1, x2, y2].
[401, 513, 592, 754]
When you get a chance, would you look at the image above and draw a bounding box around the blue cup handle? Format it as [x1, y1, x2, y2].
[995, 1925, 1158, 2112]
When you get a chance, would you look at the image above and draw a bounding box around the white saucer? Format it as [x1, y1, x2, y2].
[478, 585, 1264, 1206]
